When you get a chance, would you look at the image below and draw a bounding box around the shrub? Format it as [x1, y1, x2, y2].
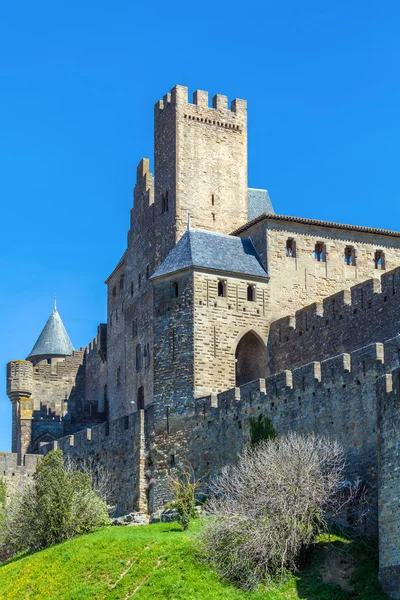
[167, 469, 203, 531]
[0, 450, 110, 560]
[249, 415, 276, 445]
[200, 433, 359, 589]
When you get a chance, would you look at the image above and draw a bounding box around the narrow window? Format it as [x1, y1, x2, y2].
[313, 242, 325, 262]
[137, 386, 145, 410]
[116, 308, 118, 321]
[374, 250, 385, 270]
[132, 319, 138, 338]
[162, 190, 169, 214]
[146, 265, 150, 279]
[286, 238, 296, 258]
[112, 285, 117, 297]
[103, 385, 109, 419]
[47, 358, 51, 365]
[119, 275, 124, 290]
[138, 273, 141, 288]
[171, 281, 179, 298]
[136, 344, 142, 371]
[116, 366, 121, 385]
[146, 343, 150, 367]
[247, 284, 255, 302]
[130, 281, 134, 296]
[344, 246, 356, 266]
[218, 280, 226, 297]
[211, 194, 215, 206]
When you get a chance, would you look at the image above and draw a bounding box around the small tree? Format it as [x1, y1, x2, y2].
[0, 450, 110, 560]
[200, 433, 362, 589]
[167, 468, 203, 531]
[249, 415, 276, 445]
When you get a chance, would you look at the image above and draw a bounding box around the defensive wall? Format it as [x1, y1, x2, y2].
[39, 335, 400, 520]
[40, 410, 146, 517]
[268, 266, 400, 374]
[0, 453, 41, 502]
[378, 367, 400, 597]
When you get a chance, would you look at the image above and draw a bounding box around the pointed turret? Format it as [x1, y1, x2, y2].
[27, 301, 74, 364]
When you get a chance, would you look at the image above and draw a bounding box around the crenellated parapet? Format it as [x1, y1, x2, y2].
[268, 267, 400, 374]
[155, 85, 247, 125]
[7, 360, 34, 400]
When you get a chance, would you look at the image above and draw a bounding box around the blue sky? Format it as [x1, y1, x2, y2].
[1, 1, 400, 452]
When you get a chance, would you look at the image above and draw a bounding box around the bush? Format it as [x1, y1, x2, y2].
[0, 450, 110, 560]
[167, 469, 203, 531]
[200, 433, 358, 590]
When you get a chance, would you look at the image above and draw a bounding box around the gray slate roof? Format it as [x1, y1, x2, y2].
[27, 308, 74, 360]
[151, 229, 269, 280]
[248, 188, 274, 221]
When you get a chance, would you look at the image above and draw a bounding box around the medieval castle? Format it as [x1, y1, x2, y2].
[2, 85, 400, 597]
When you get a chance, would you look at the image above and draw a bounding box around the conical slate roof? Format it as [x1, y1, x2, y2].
[27, 304, 74, 360]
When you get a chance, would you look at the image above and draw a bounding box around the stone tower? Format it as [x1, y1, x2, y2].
[7, 303, 82, 460]
[154, 85, 248, 266]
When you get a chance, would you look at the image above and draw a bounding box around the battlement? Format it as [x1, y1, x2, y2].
[192, 340, 393, 421]
[40, 410, 143, 456]
[85, 324, 107, 360]
[269, 267, 400, 374]
[155, 85, 247, 122]
[29, 349, 85, 381]
[7, 360, 34, 398]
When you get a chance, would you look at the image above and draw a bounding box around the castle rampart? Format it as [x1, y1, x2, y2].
[268, 267, 400, 374]
[378, 368, 400, 597]
[0, 452, 41, 502]
[40, 409, 146, 516]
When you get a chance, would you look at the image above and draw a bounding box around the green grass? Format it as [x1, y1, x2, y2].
[0, 521, 389, 600]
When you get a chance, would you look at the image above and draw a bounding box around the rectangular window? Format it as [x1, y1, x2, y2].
[286, 238, 296, 258]
[218, 280, 226, 297]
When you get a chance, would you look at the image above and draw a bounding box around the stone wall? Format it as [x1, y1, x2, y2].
[106, 159, 156, 420]
[154, 85, 248, 263]
[237, 216, 400, 323]
[7, 350, 102, 458]
[84, 325, 107, 415]
[40, 409, 146, 516]
[193, 271, 270, 396]
[147, 336, 400, 525]
[268, 266, 400, 374]
[0, 453, 41, 501]
[378, 367, 400, 597]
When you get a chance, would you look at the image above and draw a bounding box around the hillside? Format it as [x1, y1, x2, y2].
[0, 521, 388, 600]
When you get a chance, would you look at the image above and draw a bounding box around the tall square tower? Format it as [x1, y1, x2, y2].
[154, 85, 248, 266]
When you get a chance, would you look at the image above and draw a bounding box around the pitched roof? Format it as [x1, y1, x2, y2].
[27, 307, 74, 360]
[248, 188, 274, 220]
[151, 228, 269, 281]
[231, 212, 400, 238]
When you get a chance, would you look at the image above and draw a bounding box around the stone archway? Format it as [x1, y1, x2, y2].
[235, 331, 267, 387]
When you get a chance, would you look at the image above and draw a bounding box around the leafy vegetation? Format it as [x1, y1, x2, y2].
[0, 450, 110, 560]
[0, 521, 388, 599]
[249, 415, 276, 446]
[167, 468, 203, 530]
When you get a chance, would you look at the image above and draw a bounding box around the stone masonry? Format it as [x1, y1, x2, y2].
[4, 85, 400, 597]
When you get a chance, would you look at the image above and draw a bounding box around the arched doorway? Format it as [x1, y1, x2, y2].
[33, 433, 55, 453]
[137, 386, 145, 410]
[235, 331, 267, 387]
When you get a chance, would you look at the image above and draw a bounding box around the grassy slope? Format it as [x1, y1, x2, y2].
[0, 521, 389, 600]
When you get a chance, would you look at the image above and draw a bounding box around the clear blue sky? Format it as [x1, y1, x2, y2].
[1, 1, 400, 452]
